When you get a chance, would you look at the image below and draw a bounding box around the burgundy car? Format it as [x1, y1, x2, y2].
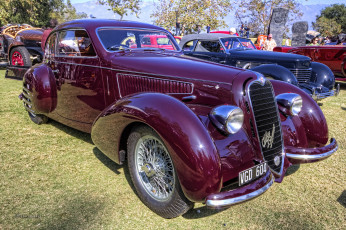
[20, 19, 338, 218]
[274, 45, 346, 82]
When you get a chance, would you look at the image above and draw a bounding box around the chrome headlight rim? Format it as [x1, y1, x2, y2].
[276, 93, 303, 116]
[209, 105, 244, 134]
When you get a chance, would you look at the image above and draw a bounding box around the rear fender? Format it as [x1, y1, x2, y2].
[23, 63, 57, 114]
[270, 80, 328, 147]
[91, 93, 222, 202]
[251, 64, 298, 86]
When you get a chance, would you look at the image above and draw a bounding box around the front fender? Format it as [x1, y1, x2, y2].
[310, 62, 335, 90]
[251, 64, 298, 86]
[91, 93, 222, 202]
[270, 80, 329, 147]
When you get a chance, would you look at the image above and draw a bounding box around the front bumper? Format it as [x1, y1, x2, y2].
[311, 85, 340, 101]
[205, 170, 273, 208]
[286, 138, 338, 164]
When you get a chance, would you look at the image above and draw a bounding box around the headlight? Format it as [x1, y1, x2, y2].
[209, 105, 244, 134]
[276, 93, 302, 116]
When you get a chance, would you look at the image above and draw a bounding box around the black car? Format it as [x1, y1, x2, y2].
[180, 34, 338, 101]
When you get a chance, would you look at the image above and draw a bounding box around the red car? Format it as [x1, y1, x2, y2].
[20, 19, 338, 218]
[274, 45, 346, 81]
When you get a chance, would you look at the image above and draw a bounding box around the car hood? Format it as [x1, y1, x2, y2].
[229, 49, 311, 63]
[109, 51, 248, 84]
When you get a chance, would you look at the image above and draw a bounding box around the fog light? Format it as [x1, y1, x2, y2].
[276, 93, 302, 116]
[209, 105, 244, 134]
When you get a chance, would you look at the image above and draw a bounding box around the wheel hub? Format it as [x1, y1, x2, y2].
[141, 163, 156, 177]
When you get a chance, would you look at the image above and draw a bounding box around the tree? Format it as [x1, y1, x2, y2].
[314, 4, 346, 34]
[0, 0, 87, 28]
[313, 17, 342, 38]
[234, 0, 302, 35]
[97, 0, 141, 20]
[151, 0, 231, 35]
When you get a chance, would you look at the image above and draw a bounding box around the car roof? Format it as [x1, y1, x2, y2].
[53, 19, 166, 33]
[179, 33, 240, 48]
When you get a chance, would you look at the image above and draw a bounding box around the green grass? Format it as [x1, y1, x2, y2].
[0, 70, 345, 229]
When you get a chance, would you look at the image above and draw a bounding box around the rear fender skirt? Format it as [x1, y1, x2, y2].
[251, 64, 298, 86]
[91, 93, 222, 202]
[270, 80, 328, 147]
[24, 63, 57, 114]
[310, 62, 335, 90]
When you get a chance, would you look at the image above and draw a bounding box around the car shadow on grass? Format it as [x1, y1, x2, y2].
[37, 194, 105, 230]
[49, 120, 93, 145]
[183, 206, 226, 219]
[337, 190, 346, 208]
[93, 147, 123, 175]
[285, 164, 300, 176]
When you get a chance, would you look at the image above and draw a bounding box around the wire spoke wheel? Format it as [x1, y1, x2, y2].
[135, 135, 175, 201]
[11, 51, 24, 66]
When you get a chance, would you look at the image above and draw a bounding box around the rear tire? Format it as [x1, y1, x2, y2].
[28, 112, 48, 125]
[127, 125, 193, 218]
[10, 46, 32, 66]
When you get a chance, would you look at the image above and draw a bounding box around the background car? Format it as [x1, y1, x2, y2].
[20, 19, 337, 218]
[0, 24, 44, 66]
[180, 33, 338, 101]
[274, 45, 346, 82]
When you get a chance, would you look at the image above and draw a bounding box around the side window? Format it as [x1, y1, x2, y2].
[57, 30, 96, 57]
[45, 33, 56, 58]
[183, 40, 196, 51]
[196, 41, 222, 53]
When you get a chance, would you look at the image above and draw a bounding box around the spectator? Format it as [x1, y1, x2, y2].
[197, 25, 201, 34]
[263, 34, 277, 51]
[245, 26, 250, 38]
[206, 24, 211, 33]
[239, 24, 244, 37]
[309, 37, 319, 46]
[176, 20, 181, 36]
[229, 27, 237, 36]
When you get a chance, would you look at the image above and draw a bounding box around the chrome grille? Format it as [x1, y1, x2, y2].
[249, 80, 283, 175]
[22, 85, 34, 114]
[290, 68, 312, 84]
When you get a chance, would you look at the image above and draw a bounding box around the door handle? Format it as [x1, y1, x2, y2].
[52, 69, 59, 74]
[220, 61, 226, 64]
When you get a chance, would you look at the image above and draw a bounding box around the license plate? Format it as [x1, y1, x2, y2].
[239, 162, 268, 186]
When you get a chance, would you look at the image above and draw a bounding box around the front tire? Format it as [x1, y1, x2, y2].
[10, 46, 32, 66]
[127, 125, 193, 218]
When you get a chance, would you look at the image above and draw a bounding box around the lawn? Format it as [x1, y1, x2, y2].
[0, 69, 345, 229]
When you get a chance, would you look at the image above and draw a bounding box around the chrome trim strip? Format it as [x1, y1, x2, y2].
[286, 141, 338, 160]
[52, 60, 226, 85]
[206, 175, 274, 208]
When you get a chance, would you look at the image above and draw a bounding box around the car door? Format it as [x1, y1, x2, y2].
[185, 40, 227, 64]
[53, 29, 104, 125]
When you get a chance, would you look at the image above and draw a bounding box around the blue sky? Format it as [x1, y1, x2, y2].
[70, 0, 346, 5]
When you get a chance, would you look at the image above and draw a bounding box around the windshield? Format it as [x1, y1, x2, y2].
[220, 37, 256, 52]
[97, 28, 179, 51]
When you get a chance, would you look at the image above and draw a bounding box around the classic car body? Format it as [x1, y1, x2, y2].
[0, 24, 44, 66]
[274, 45, 346, 82]
[20, 19, 338, 218]
[180, 34, 339, 101]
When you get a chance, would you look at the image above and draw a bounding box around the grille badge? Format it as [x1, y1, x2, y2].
[261, 124, 275, 149]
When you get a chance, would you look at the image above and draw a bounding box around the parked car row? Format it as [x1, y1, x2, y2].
[19, 19, 338, 218]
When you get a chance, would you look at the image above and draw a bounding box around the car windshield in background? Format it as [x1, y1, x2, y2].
[97, 28, 178, 51]
[220, 37, 256, 51]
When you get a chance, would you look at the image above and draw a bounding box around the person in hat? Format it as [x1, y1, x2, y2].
[229, 27, 238, 36]
[263, 34, 277, 51]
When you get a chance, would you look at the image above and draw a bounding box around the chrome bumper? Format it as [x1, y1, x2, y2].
[286, 138, 338, 163]
[312, 84, 340, 101]
[205, 172, 274, 208]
